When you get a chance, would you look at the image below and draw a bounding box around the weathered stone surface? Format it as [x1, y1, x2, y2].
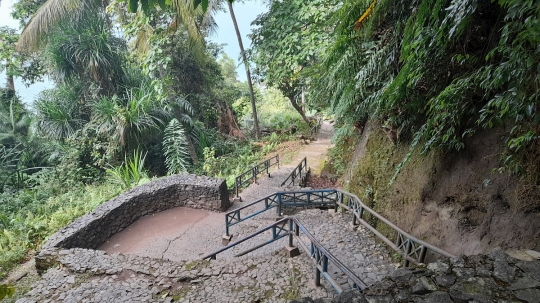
[491, 247, 517, 283]
[413, 291, 453, 303]
[434, 275, 456, 288]
[411, 276, 437, 295]
[508, 276, 540, 290]
[298, 250, 540, 303]
[513, 288, 540, 303]
[516, 261, 540, 282]
[448, 277, 498, 303]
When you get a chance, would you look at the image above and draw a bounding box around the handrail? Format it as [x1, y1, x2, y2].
[224, 188, 456, 266]
[224, 189, 337, 236]
[203, 217, 367, 294]
[310, 116, 323, 136]
[332, 189, 456, 265]
[280, 157, 308, 187]
[235, 155, 279, 197]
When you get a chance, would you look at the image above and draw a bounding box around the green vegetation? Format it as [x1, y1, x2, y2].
[0, 0, 311, 281]
[4, 0, 536, 288]
[250, 0, 540, 184]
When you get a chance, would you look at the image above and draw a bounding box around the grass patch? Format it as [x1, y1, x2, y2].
[0, 182, 122, 279]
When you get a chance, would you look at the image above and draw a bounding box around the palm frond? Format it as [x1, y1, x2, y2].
[17, 0, 101, 52]
[163, 118, 190, 175]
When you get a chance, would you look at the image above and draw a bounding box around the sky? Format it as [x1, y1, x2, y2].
[0, 0, 268, 104]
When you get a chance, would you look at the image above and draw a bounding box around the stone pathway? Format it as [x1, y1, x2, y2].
[16, 248, 329, 303]
[15, 121, 399, 302]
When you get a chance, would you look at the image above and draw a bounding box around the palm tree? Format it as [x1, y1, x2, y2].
[34, 84, 86, 140]
[16, 0, 99, 52]
[89, 81, 170, 150]
[127, 0, 261, 138]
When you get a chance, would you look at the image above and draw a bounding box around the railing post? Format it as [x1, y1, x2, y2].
[225, 215, 230, 237]
[289, 220, 294, 247]
[277, 193, 282, 216]
[295, 222, 299, 237]
[419, 246, 427, 264]
[272, 225, 277, 240]
[314, 244, 321, 286]
[235, 177, 240, 198]
[322, 255, 328, 274]
[404, 239, 412, 267]
[253, 167, 257, 185]
[277, 155, 280, 168]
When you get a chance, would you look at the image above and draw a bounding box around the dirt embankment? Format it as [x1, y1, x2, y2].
[340, 121, 540, 256]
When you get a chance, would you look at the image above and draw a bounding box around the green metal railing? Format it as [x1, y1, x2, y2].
[203, 217, 367, 294]
[224, 189, 337, 236]
[280, 157, 308, 187]
[234, 155, 279, 197]
[224, 188, 456, 266]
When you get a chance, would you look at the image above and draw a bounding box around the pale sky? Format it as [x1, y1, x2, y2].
[0, 0, 267, 103]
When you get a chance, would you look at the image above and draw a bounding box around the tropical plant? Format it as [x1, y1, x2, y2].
[34, 84, 86, 140]
[163, 118, 190, 175]
[89, 81, 170, 150]
[42, 9, 125, 95]
[106, 149, 150, 189]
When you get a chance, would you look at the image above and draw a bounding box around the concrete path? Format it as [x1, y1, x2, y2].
[15, 121, 398, 302]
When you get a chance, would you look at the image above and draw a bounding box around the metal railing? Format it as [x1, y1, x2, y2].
[203, 217, 367, 294]
[310, 116, 323, 136]
[225, 189, 337, 237]
[234, 155, 279, 197]
[333, 189, 456, 266]
[224, 188, 456, 266]
[280, 157, 308, 187]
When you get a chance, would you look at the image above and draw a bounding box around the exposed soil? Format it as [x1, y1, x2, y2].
[306, 175, 337, 189]
[343, 121, 540, 256]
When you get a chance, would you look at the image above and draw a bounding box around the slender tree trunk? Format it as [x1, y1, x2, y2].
[287, 95, 310, 125]
[6, 72, 15, 94]
[185, 132, 199, 164]
[301, 87, 305, 113]
[227, 1, 260, 139]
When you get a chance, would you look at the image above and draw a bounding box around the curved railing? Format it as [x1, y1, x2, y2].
[224, 188, 456, 266]
[234, 155, 279, 197]
[280, 157, 308, 187]
[203, 217, 367, 294]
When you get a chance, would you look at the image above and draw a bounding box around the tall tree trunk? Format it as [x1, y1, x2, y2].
[227, 1, 260, 139]
[6, 72, 15, 95]
[185, 132, 199, 164]
[287, 95, 310, 125]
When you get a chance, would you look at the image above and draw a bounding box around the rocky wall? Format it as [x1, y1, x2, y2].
[294, 248, 540, 303]
[38, 174, 229, 255]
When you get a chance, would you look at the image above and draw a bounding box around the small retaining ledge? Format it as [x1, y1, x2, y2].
[36, 174, 229, 271]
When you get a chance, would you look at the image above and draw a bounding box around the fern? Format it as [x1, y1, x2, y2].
[163, 118, 190, 175]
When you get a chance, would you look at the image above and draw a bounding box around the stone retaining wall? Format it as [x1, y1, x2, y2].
[38, 174, 229, 264]
[294, 248, 540, 303]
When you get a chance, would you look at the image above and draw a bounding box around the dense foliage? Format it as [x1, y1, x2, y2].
[251, 0, 539, 183]
[0, 0, 310, 281]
